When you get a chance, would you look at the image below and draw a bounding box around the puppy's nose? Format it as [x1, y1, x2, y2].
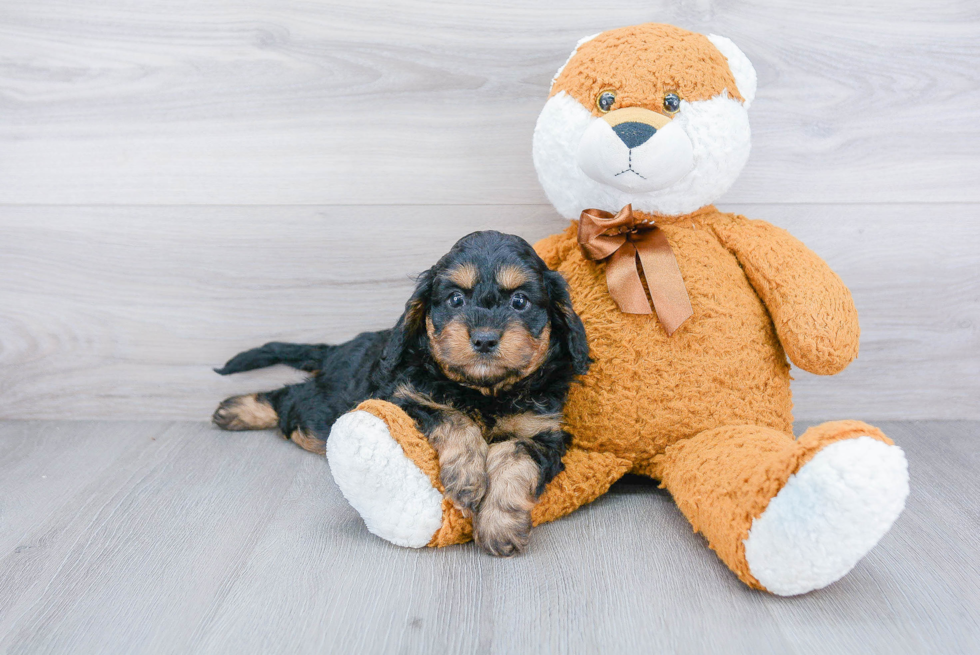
[612, 122, 656, 149]
[470, 329, 501, 354]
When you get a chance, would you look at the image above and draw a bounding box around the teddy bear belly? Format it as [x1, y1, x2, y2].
[556, 230, 794, 470]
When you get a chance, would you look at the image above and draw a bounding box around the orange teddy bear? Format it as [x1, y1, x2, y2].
[326, 24, 909, 596]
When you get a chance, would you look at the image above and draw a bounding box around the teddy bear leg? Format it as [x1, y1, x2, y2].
[326, 399, 472, 548]
[328, 399, 634, 550]
[656, 422, 909, 595]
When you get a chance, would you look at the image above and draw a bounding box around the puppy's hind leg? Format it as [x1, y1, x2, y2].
[213, 388, 326, 455]
[212, 392, 278, 431]
[286, 427, 326, 456]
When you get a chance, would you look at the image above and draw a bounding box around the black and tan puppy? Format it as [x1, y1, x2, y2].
[213, 230, 590, 555]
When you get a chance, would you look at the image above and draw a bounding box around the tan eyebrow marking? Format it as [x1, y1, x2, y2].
[446, 263, 478, 289]
[496, 265, 529, 290]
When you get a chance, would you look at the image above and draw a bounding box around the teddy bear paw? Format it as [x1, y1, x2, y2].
[326, 410, 444, 548]
[743, 436, 909, 596]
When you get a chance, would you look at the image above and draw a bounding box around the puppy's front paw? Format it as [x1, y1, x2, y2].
[440, 450, 488, 516]
[474, 507, 532, 557]
[473, 439, 538, 556]
[212, 394, 277, 431]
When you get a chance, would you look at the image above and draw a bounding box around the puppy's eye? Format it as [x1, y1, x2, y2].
[596, 90, 616, 113]
[663, 92, 681, 114]
[448, 291, 465, 308]
[510, 293, 530, 311]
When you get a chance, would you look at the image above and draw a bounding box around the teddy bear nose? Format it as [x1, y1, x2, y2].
[612, 121, 657, 149]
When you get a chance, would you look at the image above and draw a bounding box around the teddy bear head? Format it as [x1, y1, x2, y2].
[532, 23, 757, 219]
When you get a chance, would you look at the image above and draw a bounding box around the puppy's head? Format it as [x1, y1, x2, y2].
[383, 231, 589, 390]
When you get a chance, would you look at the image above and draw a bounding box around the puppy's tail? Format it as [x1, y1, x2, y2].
[214, 342, 332, 375]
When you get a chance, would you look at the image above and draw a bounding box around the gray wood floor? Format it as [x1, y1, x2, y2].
[1, 420, 977, 654]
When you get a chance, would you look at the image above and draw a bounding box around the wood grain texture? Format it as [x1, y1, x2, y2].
[0, 1, 977, 421]
[0, 420, 977, 654]
[1, 4, 975, 650]
[1, 0, 978, 205]
[0, 204, 976, 421]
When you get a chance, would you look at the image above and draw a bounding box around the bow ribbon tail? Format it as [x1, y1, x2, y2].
[605, 242, 654, 314]
[634, 228, 693, 336]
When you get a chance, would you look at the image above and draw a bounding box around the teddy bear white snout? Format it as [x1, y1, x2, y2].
[575, 107, 695, 193]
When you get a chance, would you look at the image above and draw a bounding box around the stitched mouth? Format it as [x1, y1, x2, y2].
[613, 150, 646, 179]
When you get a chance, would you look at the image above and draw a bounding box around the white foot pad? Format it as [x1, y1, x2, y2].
[744, 436, 909, 596]
[327, 410, 444, 548]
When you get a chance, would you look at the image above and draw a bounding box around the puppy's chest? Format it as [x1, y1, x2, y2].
[446, 394, 545, 442]
[473, 401, 532, 429]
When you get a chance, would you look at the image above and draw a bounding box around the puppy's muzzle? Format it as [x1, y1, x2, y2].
[470, 328, 501, 354]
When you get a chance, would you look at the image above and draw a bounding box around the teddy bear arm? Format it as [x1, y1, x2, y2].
[712, 218, 860, 375]
[531, 448, 633, 525]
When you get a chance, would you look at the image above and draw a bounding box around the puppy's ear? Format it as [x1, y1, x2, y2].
[544, 270, 591, 376]
[379, 266, 436, 378]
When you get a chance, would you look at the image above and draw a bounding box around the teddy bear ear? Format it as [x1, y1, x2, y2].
[551, 32, 601, 88]
[707, 34, 757, 109]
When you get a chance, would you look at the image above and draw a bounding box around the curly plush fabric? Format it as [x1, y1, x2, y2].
[654, 421, 892, 588]
[552, 24, 744, 111]
[349, 205, 862, 533]
[545, 208, 803, 469]
[328, 24, 908, 594]
[710, 218, 860, 375]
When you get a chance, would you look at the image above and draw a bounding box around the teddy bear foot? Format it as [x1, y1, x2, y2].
[743, 436, 909, 596]
[326, 410, 445, 548]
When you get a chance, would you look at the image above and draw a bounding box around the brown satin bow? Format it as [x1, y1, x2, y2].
[577, 204, 693, 336]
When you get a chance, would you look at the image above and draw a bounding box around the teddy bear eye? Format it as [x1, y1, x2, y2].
[663, 92, 681, 114]
[596, 90, 617, 113]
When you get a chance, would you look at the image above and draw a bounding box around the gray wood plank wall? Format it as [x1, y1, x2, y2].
[1, 0, 978, 420]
